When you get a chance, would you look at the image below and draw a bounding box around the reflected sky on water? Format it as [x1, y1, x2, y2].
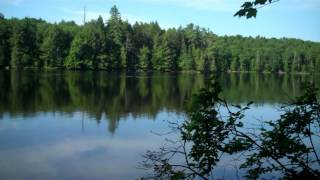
[0, 70, 319, 179]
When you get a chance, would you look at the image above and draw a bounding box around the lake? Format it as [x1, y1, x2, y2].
[0, 70, 319, 180]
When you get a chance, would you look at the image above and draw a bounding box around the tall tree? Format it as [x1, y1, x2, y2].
[106, 5, 123, 69]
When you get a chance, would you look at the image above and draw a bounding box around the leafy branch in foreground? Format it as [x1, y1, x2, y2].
[235, 0, 280, 18]
[240, 84, 320, 179]
[139, 79, 252, 179]
[140, 80, 320, 179]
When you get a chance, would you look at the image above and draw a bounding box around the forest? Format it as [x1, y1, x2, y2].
[1, 5, 320, 73]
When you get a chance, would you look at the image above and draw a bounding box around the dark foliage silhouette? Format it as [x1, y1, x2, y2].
[140, 79, 320, 179]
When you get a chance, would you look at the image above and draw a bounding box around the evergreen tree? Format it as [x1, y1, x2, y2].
[0, 8, 319, 72]
[106, 5, 123, 69]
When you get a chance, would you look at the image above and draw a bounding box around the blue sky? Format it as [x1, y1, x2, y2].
[1, 0, 319, 42]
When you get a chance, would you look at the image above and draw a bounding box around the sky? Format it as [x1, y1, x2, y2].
[0, 0, 319, 42]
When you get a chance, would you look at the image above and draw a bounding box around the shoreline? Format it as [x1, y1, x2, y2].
[0, 67, 318, 75]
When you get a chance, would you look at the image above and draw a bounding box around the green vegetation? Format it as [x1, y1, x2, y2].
[0, 6, 319, 72]
[141, 80, 320, 179]
[235, 0, 280, 18]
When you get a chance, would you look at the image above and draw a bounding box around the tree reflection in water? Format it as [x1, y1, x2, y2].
[0, 70, 318, 134]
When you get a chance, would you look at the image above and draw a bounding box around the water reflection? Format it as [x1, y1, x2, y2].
[0, 111, 180, 180]
[0, 70, 319, 179]
[0, 70, 318, 133]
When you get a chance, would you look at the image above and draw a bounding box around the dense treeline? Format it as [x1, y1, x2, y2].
[1, 6, 320, 72]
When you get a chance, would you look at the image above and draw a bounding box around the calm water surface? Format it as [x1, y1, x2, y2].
[0, 70, 319, 180]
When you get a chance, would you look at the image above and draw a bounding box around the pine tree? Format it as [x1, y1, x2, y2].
[106, 5, 123, 69]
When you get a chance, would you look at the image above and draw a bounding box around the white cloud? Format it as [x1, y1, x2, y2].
[0, 136, 160, 178]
